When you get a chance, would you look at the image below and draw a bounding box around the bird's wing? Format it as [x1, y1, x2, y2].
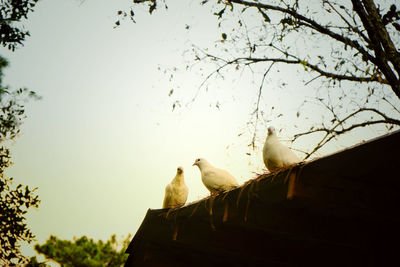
[263, 137, 300, 171]
[172, 183, 189, 205]
[278, 143, 300, 165]
[162, 184, 172, 208]
[203, 168, 238, 192]
[217, 168, 239, 187]
[201, 169, 222, 191]
[182, 184, 189, 202]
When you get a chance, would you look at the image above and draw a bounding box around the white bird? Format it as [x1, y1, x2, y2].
[192, 158, 239, 195]
[162, 166, 189, 209]
[263, 126, 300, 172]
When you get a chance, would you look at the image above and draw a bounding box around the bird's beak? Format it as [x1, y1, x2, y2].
[192, 162, 196, 166]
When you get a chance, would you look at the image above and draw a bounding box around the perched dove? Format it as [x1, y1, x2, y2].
[262, 126, 300, 172]
[193, 158, 239, 194]
[162, 166, 189, 209]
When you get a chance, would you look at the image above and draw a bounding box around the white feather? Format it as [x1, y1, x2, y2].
[193, 158, 239, 194]
[263, 127, 300, 172]
[162, 167, 188, 209]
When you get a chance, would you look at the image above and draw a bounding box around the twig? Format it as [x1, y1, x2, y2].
[250, 62, 275, 149]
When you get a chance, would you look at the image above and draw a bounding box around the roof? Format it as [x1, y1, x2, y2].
[125, 130, 400, 267]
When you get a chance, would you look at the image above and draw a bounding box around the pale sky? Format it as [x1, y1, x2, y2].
[1, 0, 395, 262]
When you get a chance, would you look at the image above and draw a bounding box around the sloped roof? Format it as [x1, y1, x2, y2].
[125, 130, 400, 267]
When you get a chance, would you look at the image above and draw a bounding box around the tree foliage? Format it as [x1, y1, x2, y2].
[25, 256, 47, 267]
[122, 0, 400, 158]
[34, 234, 131, 267]
[0, 0, 39, 51]
[0, 56, 40, 266]
[0, 148, 40, 265]
[0, 2, 40, 263]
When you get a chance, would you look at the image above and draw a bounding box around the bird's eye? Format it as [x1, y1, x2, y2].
[196, 158, 200, 162]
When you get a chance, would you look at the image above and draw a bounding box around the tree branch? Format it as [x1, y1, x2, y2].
[325, 1, 370, 44]
[228, 0, 377, 67]
[228, 0, 400, 99]
[351, 0, 400, 98]
[293, 107, 400, 159]
[361, 0, 400, 75]
[225, 55, 386, 84]
[250, 62, 275, 149]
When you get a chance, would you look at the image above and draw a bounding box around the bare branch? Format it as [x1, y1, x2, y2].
[250, 62, 275, 149]
[227, 55, 386, 84]
[293, 107, 400, 159]
[325, 1, 370, 44]
[228, 0, 377, 66]
[304, 75, 322, 86]
[129, 0, 400, 158]
[382, 96, 400, 115]
[351, 0, 400, 97]
[361, 0, 400, 75]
